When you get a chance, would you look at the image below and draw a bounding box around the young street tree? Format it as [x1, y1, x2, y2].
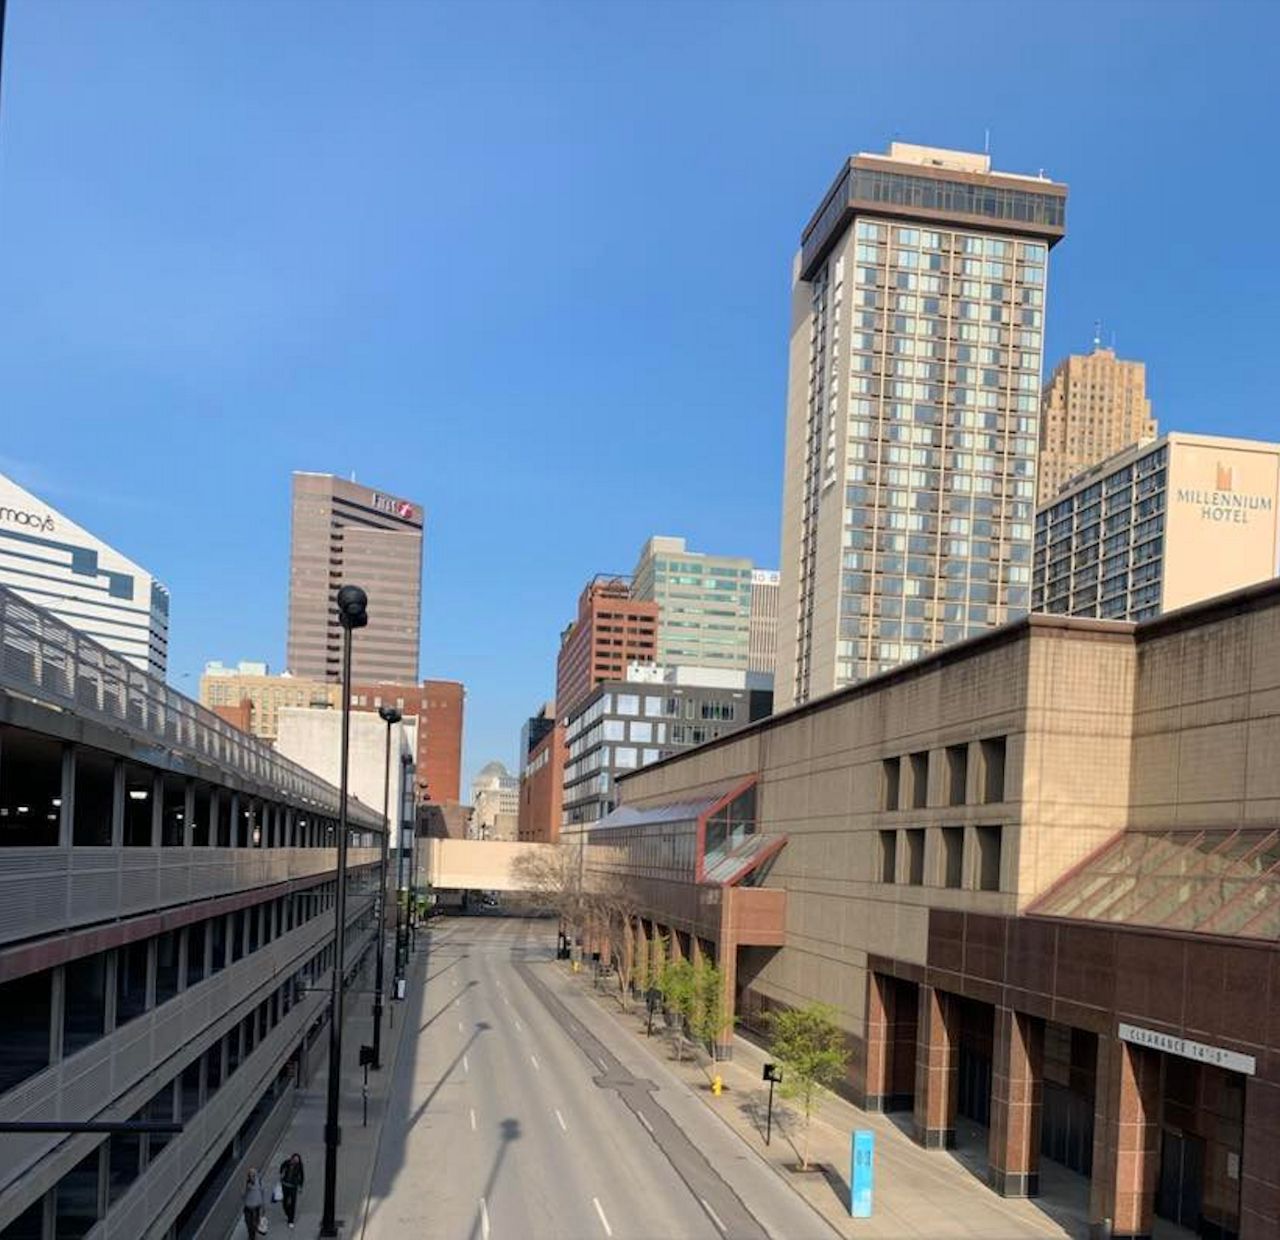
[767, 1003, 851, 1171]
[691, 961, 730, 1069]
[659, 958, 698, 1061]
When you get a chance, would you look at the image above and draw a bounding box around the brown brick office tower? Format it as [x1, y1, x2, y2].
[591, 581, 1280, 1238]
[286, 473, 423, 685]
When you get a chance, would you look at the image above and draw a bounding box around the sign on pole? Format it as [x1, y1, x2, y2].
[851, 1129, 874, 1218]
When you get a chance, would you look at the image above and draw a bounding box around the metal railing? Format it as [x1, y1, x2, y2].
[0, 586, 381, 830]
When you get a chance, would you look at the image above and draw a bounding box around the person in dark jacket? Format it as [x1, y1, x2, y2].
[242, 1169, 265, 1236]
[278, 1152, 305, 1229]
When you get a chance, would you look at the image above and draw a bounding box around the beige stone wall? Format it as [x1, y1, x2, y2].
[1131, 590, 1280, 831]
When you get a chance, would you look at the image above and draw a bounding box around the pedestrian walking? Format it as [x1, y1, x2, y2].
[278, 1152, 306, 1229]
[242, 1168, 265, 1236]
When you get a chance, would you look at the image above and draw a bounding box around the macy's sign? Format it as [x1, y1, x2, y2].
[0, 505, 55, 533]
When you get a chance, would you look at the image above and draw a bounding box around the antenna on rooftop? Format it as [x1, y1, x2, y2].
[983, 127, 990, 155]
[1093, 319, 1102, 351]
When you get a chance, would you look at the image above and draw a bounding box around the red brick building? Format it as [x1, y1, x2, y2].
[555, 577, 657, 718]
[518, 722, 565, 843]
[351, 678, 464, 805]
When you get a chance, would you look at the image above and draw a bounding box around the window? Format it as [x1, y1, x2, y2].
[116, 940, 149, 1026]
[55, 1149, 102, 1240]
[981, 736, 1007, 803]
[161, 775, 187, 846]
[977, 825, 1003, 891]
[108, 1129, 141, 1205]
[204, 1042, 223, 1097]
[946, 744, 968, 807]
[191, 782, 212, 847]
[909, 751, 929, 809]
[209, 916, 227, 973]
[122, 765, 155, 847]
[155, 931, 180, 1004]
[1, 730, 63, 847]
[64, 952, 108, 1054]
[878, 830, 897, 883]
[0, 971, 52, 1093]
[181, 1059, 203, 1121]
[146, 1082, 176, 1157]
[905, 828, 925, 885]
[942, 826, 964, 889]
[882, 757, 900, 811]
[215, 791, 233, 847]
[186, 922, 206, 987]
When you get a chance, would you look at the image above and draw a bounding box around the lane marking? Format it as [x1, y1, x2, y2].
[463, 1054, 470, 1074]
[555, 1108, 567, 1132]
[637, 1111, 653, 1135]
[592, 1197, 613, 1237]
[470, 1108, 477, 1131]
[480, 1197, 490, 1240]
[503, 995, 510, 1006]
[514, 1018, 523, 1032]
[458, 1020, 463, 1032]
[700, 1198, 727, 1235]
[530, 1053, 540, 1071]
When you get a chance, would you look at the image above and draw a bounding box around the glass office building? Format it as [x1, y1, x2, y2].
[776, 143, 1067, 707]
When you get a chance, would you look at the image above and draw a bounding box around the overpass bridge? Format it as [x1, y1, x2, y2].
[422, 837, 560, 892]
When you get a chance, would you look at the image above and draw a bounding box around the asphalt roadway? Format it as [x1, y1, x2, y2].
[359, 915, 838, 1240]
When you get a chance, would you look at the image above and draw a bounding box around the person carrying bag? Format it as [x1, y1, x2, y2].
[277, 1152, 306, 1230]
[242, 1169, 266, 1237]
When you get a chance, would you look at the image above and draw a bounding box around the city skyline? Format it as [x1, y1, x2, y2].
[1, 1, 1277, 786]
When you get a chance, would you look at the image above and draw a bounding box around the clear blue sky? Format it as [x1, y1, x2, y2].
[0, 0, 1276, 790]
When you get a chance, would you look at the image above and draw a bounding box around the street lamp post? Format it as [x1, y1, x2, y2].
[394, 760, 410, 983]
[371, 705, 401, 1071]
[319, 584, 367, 1240]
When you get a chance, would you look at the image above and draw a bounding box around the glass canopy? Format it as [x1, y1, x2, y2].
[1030, 827, 1280, 940]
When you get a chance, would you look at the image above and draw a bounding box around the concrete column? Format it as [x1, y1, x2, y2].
[913, 984, 958, 1149]
[864, 972, 892, 1112]
[58, 746, 74, 848]
[988, 1007, 1044, 1197]
[1090, 1035, 1161, 1240]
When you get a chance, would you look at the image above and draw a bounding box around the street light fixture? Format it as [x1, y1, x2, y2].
[370, 705, 401, 1070]
[320, 584, 367, 1240]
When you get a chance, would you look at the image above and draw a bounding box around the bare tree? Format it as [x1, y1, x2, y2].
[510, 845, 589, 939]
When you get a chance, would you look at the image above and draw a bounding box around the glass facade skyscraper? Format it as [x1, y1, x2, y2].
[777, 143, 1067, 707]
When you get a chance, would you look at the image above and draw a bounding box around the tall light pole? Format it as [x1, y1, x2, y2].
[394, 757, 410, 983]
[320, 584, 367, 1239]
[370, 705, 401, 1070]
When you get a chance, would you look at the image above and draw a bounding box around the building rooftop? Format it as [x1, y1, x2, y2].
[800, 141, 1067, 280]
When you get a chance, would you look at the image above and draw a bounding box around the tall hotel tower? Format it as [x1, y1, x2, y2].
[776, 143, 1067, 707]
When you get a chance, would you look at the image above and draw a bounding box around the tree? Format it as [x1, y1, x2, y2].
[510, 845, 588, 941]
[691, 962, 730, 1068]
[659, 958, 697, 1061]
[767, 1003, 850, 1170]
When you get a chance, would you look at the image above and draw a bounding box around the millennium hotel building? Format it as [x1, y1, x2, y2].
[777, 142, 1067, 708]
[0, 587, 383, 1239]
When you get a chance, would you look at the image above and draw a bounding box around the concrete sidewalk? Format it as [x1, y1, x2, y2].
[230, 936, 424, 1240]
[562, 964, 1090, 1240]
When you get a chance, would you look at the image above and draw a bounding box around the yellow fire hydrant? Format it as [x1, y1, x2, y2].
[711, 1074, 723, 1096]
